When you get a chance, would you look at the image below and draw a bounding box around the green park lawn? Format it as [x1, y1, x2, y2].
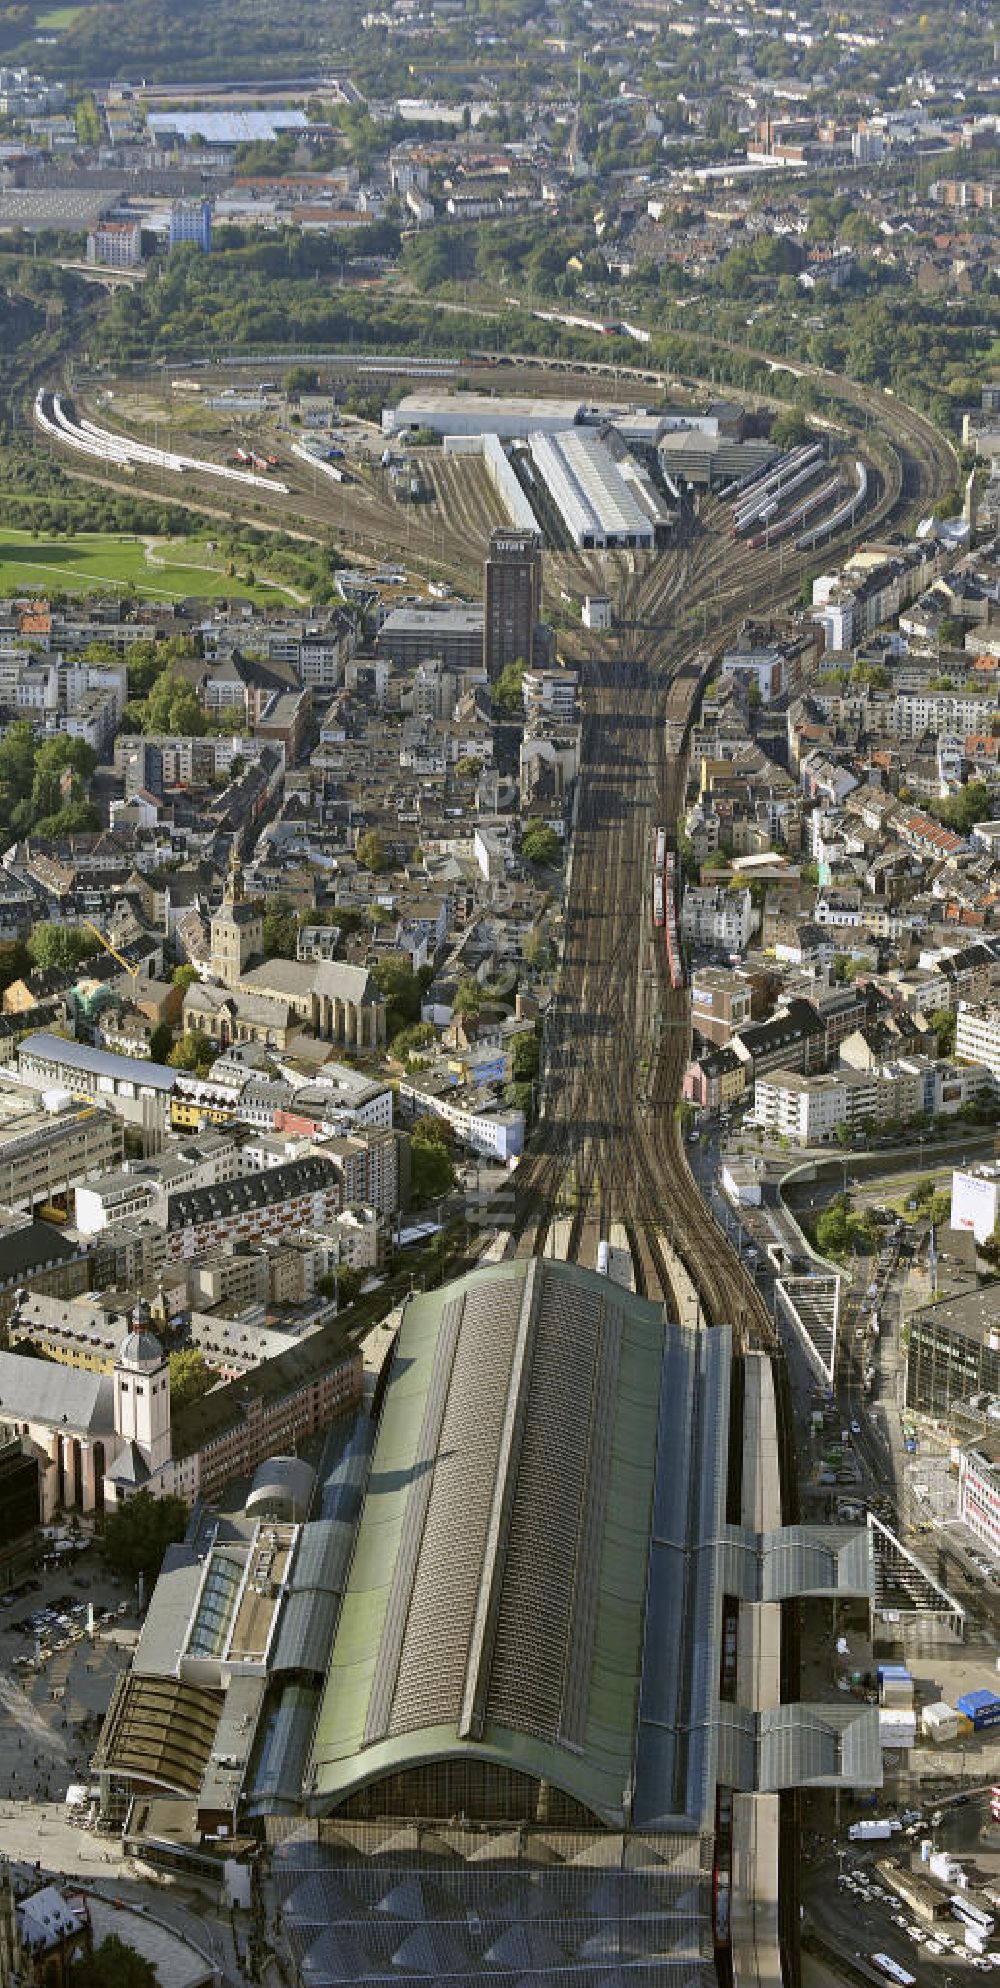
[0, 529, 296, 604]
[35, 4, 88, 24]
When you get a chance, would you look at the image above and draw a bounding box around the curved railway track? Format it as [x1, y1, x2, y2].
[504, 368, 952, 1490]
[32, 340, 949, 1394]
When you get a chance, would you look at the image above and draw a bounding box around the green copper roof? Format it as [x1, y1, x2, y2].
[308, 1258, 668, 1827]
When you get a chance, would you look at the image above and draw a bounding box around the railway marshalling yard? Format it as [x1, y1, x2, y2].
[31, 348, 959, 1981]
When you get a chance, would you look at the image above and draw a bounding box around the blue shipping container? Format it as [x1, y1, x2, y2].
[958, 1689, 1000, 1723]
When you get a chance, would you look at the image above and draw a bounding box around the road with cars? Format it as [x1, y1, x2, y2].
[806, 1797, 1000, 1984]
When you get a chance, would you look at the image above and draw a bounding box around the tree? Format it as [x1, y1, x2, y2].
[930, 780, 989, 837]
[286, 365, 320, 395]
[512, 1031, 540, 1081]
[815, 1192, 852, 1260]
[144, 669, 206, 738]
[211, 706, 246, 738]
[169, 1347, 218, 1409]
[0, 939, 30, 996]
[504, 1079, 534, 1118]
[263, 897, 299, 958]
[167, 1029, 214, 1075]
[71, 1935, 160, 1988]
[27, 923, 95, 974]
[327, 1265, 362, 1306]
[938, 615, 965, 649]
[391, 1021, 435, 1063]
[373, 956, 421, 1035]
[171, 963, 199, 995]
[73, 94, 102, 148]
[410, 1118, 456, 1206]
[492, 658, 526, 715]
[930, 1007, 956, 1057]
[27, 736, 97, 836]
[0, 719, 36, 826]
[149, 1022, 173, 1064]
[522, 924, 551, 970]
[357, 829, 388, 873]
[771, 407, 810, 449]
[102, 1491, 188, 1585]
[453, 977, 482, 1019]
[125, 635, 195, 700]
[520, 821, 562, 867]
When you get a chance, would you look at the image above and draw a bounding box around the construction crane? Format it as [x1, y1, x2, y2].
[80, 920, 141, 981]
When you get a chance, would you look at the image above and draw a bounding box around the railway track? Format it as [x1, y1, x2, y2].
[29, 343, 950, 1378]
[503, 363, 951, 1476]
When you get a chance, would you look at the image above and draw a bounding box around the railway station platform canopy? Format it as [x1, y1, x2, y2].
[308, 1256, 733, 1833]
[868, 1510, 966, 1635]
[307, 1257, 877, 1836]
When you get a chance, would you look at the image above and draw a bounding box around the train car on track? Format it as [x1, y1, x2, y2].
[652, 826, 666, 928]
[664, 850, 685, 989]
[746, 474, 840, 550]
[713, 1786, 733, 1948]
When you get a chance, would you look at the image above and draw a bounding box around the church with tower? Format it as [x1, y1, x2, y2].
[0, 1327, 174, 1520]
[105, 1329, 173, 1503]
[209, 849, 263, 988]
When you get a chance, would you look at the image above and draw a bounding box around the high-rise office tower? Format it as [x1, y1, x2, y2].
[483, 527, 542, 678]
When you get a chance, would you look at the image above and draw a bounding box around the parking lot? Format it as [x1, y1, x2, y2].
[0, 1534, 136, 1811]
[833, 1857, 999, 1973]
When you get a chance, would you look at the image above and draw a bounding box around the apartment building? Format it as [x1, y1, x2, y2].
[0, 1221, 89, 1324]
[721, 646, 784, 701]
[319, 1130, 400, 1219]
[680, 884, 756, 954]
[682, 1044, 748, 1113]
[956, 1001, 1000, 1086]
[751, 1056, 927, 1146]
[165, 1154, 342, 1261]
[690, 967, 753, 1046]
[411, 661, 460, 720]
[894, 691, 996, 742]
[397, 1078, 524, 1161]
[6, 1290, 300, 1382]
[522, 666, 579, 723]
[959, 1437, 1000, 1560]
[733, 1000, 826, 1082]
[189, 1243, 270, 1312]
[374, 606, 484, 671]
[74, 1133, 242, 1237]
[170, 1323, 361, 1505]
[812, 589, 859, 652]
[752, 1069, 848, 1146]
[87, 218, 142, 268]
